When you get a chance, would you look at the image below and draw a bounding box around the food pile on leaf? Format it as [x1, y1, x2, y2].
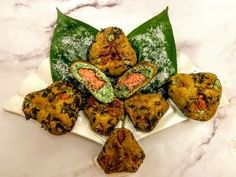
[22, 8, 222, 174]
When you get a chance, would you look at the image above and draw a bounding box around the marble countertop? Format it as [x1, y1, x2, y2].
[1, 0, 236, 177]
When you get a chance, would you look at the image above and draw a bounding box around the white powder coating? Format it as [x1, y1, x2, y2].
[54, 59, 71, 80]
[52, 26, 96, 80]
[60, 27, 95, 61]
[129, 26, 176, 92]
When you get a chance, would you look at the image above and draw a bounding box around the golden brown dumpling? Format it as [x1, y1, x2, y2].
[124, 93, 169, 131]
[89, 27, 137, 76]
[83, 96, 124, 136]
[23, 81, 82, 135]
[97, 128, 145, 174]
[168, 73, 222, 121]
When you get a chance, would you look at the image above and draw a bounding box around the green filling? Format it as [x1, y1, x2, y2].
[136, 67, 153, 78]
[115, 65, 155, 99]
[71, 62, 114, 103]
[115, 86, 130, 99]
[106, 33, 115, 41]
[96, 86, 114, 103]
[212, 79, 221, 91]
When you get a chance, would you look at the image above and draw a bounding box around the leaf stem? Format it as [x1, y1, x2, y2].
[122, 115, 127, 128]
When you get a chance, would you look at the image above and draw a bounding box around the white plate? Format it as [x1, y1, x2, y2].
[3, 53, 229, 145]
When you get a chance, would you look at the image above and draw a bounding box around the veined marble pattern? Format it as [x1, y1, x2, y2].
[0, 0, 236, 177]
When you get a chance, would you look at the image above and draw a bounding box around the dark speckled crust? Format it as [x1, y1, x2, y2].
[168, 73, 222, 121]
[22, 81, 82, 135]
[89, 27, 137, 77]
[83, 96, 124, 136]
[97, 128, 145, 174]
[124, 93, 169, 132]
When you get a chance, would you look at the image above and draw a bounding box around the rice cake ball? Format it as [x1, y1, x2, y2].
[97, 128, 145, 174]
[84, 96, 124, 136]
[22, 81, 82, 135]
[124, 93, 169, 131]
[168, 73, 222, 121]
[89, 27, 137, 76]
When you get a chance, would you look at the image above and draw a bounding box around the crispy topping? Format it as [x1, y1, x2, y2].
[84, 96, 124, 136]
[97, 128, 145, 173]
[124, 94, 169, 132]
[22, 81, 82, 135]
[168, 73, 222, 121]
[89, 27, 137, 76]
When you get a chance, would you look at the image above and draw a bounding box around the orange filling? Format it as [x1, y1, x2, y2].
[191, 95, 207, 113]
[197, 95, 207, 110]
[78, 68, 105, 90]
[119, 73, 145, 91]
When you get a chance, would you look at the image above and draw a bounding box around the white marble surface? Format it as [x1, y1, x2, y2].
[0, 0, 236, 177]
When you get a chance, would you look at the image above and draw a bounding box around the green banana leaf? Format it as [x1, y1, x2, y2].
[128, 7, 177, 93]
[50, 9, 98, 83]
[50, 8, 177, 95]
